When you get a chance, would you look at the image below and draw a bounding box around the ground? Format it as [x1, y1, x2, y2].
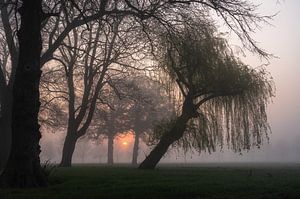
[1, 163, 300, 199]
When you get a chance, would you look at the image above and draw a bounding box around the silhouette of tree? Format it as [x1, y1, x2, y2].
[44, 15, 146, 167]
[0, 0, 18, 172]
[139, 19, 274, 169]
[0, 0, 49, 187]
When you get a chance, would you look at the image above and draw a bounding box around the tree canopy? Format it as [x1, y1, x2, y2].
[139, 18, 274, 169]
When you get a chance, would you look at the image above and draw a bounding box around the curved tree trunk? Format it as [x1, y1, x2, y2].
[139, 97, 195, 169]
[132, 132, 140, 165]
[60, 133, 78, 167]
[138, 115, 190, 169]
[0, 0, 47, 187]
[107, 134, 114, 165]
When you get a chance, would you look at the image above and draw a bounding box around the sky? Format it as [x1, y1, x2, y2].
[180, 0, 300, 163]
[40, 0, 300, 164]
[242, 0, 300, 162]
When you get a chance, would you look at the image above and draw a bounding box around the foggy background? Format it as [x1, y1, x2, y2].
[40, 0, 300, 164]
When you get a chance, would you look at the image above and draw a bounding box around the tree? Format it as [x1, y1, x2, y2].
[95, 96, 133, 165]
[88, 78, 142, 165]
[56, 19, 121, 167]
[124, 77, 173, 165]
[139, 20, 274, 169]
[51, 15, 147, 167]
[0, 0, 48, 187]
[0, 0, 18, 172]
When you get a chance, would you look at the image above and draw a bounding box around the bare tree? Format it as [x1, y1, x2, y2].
[45, 14, 147, 167]
[54, 19, 121, 167]
[0, 0, 18, 172]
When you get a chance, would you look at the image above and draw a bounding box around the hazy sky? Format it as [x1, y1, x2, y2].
[191, 0, 300, 163]
[40, 0, 300, 164]
[184, 0, 300, 163]
[245, 0, 300, 161]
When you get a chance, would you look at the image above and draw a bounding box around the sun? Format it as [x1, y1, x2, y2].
[117, 132, 134, 148]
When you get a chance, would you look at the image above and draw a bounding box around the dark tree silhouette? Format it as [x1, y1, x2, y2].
[0, 0, 48, 187]
[57, 20, 122, 167]
[0, 0, 18, 172]
[139, 20, 274, 169]
[48, 17, 145, 167]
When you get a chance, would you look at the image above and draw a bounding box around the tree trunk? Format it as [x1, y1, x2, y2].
[132, 132, 140, 165]
[107, 135, 114, 165]
[139, 97, 195, 169]
[138, 115, 189, 169]
[60, 133, 78, 167]
[0, 0, 47, 187]
[0, 94, 12, 173]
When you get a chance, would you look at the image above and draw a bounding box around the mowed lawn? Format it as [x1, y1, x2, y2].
[1, 163, 300, 199]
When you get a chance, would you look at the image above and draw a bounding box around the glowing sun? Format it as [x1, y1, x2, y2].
[117, 132, 134, 148]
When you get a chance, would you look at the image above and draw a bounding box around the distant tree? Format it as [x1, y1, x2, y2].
[130, 93, 158, 165]
[139, 20, 274, 169]
[124, 77, 173, 165]
[90, 90, 132, 165]
[88, 76, 173, 165]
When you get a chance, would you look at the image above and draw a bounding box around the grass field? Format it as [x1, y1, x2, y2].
[1, 163, 300, 199]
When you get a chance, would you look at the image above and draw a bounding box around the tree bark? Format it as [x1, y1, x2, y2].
[132, 132, 140, 165]
[107, 134, 114, 165]
[0, 0, 47, 187]
[60, 133, 77, 167]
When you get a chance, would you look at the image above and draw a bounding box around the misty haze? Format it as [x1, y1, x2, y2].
[0, 0, 299, 198]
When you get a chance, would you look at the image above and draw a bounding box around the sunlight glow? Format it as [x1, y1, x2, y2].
[116, 132, 134, 150]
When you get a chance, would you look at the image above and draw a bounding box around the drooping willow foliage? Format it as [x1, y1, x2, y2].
[182, 82, 273, 154]
[152, 18, 275, 154]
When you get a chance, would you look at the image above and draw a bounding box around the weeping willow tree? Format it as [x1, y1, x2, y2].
[139, 19, 274, 169]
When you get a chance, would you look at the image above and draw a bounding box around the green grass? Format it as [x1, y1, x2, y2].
[1, 163, 300, 199]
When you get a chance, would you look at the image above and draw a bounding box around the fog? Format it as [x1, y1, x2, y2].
[40, 0, 300, 165]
